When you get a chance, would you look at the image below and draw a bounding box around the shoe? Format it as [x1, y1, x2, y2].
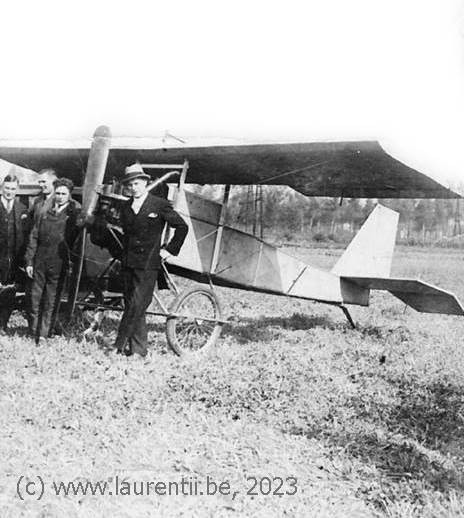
[36, 336, 47, 346]
[27, 323, 36, 339]
[115, 338, 132, 356]
[99, 336, 113, 349]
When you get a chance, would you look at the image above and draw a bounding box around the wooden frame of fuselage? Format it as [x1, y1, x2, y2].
[160, 162, 359, 328]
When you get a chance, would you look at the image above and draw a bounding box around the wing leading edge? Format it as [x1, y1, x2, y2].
[0, 136, 459, 199]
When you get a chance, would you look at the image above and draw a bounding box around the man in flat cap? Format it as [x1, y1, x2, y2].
[113, 163, 188, 357]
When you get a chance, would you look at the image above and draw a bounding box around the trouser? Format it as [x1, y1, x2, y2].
[30, 259, 67, 339]
[24, 278, 33, 329]
[0, 289, 15, 330]
[0, 256, 17, 331]
[114, 267, 158, 357]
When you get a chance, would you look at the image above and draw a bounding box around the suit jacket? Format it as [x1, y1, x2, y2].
[25, 199, 81, 267]
[0, 198, 29, 261]
[120, 194, 188, 270]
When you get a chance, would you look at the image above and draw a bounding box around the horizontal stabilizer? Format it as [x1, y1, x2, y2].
[344, 277, 464, 316]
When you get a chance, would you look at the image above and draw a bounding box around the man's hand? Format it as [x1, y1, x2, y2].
[159, 248, 171, 261]
[26, 266, 33, 278]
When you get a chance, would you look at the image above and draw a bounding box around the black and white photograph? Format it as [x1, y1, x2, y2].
[1, 1, 464, 516]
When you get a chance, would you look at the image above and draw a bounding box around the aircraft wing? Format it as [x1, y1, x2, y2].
[344, 277, 464, 315]
[0, 136, 459, 198]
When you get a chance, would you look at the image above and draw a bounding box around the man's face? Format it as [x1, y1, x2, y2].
[38, 173, 55, 195]
[54, 186, 70, 206]
[127, 178, 148, 198]
[2, 181, 18, 200]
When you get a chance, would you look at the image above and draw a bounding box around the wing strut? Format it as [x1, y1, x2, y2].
[210, 185, 231, 273]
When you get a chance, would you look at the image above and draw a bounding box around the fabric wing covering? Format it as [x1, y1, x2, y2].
[0, 138, 459, 199]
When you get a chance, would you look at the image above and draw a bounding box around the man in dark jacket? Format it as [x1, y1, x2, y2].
[25, 178, 81, 343]
[0, 174, 29, 333]
[25, 168, 58, 328]
[113, 163, 188, 357]
[29, 168, 57, 223]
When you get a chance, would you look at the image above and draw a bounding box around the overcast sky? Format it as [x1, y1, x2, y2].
[0, 0, 462, 186]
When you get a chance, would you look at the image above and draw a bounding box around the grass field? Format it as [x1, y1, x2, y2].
[2, 246, 464, 517]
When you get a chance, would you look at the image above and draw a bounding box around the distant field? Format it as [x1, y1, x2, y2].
[1, 246, 464, 517]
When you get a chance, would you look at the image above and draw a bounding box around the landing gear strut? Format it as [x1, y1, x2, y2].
[340, 305, 356, 329]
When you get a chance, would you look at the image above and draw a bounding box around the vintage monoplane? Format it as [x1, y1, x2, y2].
[0, 125, 462, 355]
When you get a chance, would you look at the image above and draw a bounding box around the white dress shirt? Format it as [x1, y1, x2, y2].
[131, 192, 148, 215]
[1, 197, 13, 213]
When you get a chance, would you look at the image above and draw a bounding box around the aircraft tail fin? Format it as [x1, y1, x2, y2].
[331, 204, 399, 278]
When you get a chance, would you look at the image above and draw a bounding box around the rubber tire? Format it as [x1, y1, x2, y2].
[166, 287, 222, 356]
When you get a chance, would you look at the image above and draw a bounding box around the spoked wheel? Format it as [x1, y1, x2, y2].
[166, 287, 222, 356]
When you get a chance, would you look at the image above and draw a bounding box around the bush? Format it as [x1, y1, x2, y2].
[312, 232, 328, 242]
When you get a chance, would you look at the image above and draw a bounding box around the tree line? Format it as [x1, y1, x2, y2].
[195, 184, 464, 246]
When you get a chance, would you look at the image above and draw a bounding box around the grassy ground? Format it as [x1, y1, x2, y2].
[1, 246, 464, 517]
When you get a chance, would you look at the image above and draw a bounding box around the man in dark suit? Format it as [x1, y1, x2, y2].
[114, 163, 188, 357]
[0, 174, 29, 333]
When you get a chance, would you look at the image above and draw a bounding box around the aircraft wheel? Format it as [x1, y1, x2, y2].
[166, 287, 222, 356]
